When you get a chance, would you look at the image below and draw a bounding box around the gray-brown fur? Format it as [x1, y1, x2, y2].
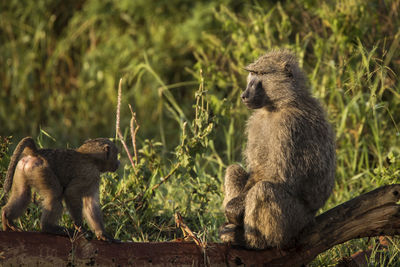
[220, 50, 336, 249]
[2, 137, 120, 242]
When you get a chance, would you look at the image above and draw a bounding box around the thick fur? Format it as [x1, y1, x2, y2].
[220, 50, 336, 249]
[2, 137, 119, 242]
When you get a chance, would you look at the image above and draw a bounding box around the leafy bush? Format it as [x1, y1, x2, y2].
[1, 0, 400, 265]
[0, 136, 12, 186]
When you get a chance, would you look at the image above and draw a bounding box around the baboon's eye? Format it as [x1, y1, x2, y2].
[259, 70, 277, 76]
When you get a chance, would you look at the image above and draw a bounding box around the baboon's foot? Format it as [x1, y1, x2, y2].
[219, 223, 245, 246]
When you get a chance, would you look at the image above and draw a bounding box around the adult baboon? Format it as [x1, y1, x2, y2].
[220, 50, 336, 249]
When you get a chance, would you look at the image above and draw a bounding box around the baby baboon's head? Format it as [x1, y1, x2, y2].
[78, 138, 120, 172]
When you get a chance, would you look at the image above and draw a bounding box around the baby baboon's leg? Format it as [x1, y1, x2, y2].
[223, 164, 248, 208]
[40, 194, 65, 235]
[2, 160, 32, 231]
[64, 183, 85, 233]
[244, 181, 311, 249]
[83, 189, 113, 242]
[30, 160, 65, 235]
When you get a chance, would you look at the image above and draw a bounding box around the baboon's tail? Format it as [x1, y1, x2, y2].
[4, 137, 37, 193]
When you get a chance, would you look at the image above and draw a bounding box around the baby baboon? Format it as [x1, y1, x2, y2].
[2, 137, 120, 242]
[220, 50, 336, 249]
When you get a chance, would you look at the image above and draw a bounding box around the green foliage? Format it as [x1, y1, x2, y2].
[0, 136, 12, 186]
[1, 0, 400, 265]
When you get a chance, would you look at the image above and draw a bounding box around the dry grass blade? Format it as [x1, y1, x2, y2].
[115, 78, 136, 170]
[128, 104, 140, 165]
[116, 78, 122, 139]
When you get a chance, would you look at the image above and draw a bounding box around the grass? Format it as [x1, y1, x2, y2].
[1, 0, 400, 265]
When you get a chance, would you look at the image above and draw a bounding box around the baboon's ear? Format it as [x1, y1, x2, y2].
[284, 63, 293, 78]
[104, 144, 110, 159]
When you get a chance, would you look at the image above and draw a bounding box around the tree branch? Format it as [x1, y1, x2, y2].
[1, 185, 400, 266]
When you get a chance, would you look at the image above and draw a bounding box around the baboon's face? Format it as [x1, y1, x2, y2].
[102, 141, 120, 172]
[241, 73, 268, 109]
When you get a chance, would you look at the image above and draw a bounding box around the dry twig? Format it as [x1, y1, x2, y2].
[115, 78, 136, 170]
[175, 212, 205, 249]
[151, 163, 181, 191]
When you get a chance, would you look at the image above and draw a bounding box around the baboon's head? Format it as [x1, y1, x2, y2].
[242, 49, 308, 110]
[78, 138, 120, 172]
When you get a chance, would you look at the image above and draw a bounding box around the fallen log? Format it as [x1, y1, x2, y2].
[1, 184, 400, 266]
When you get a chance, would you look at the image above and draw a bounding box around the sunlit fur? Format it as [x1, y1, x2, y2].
[2, 137, 119, 242]
[221, 50, 336, 249]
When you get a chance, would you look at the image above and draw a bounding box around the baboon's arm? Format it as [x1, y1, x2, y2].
[225, 194, 246, 225]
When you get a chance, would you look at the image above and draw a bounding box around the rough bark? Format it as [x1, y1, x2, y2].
[1, 184, 400, 266]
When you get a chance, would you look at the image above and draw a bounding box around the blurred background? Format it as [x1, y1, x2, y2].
[1, 0, 399, 265]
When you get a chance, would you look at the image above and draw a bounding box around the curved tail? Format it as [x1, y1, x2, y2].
[4, 137, 37, 193]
